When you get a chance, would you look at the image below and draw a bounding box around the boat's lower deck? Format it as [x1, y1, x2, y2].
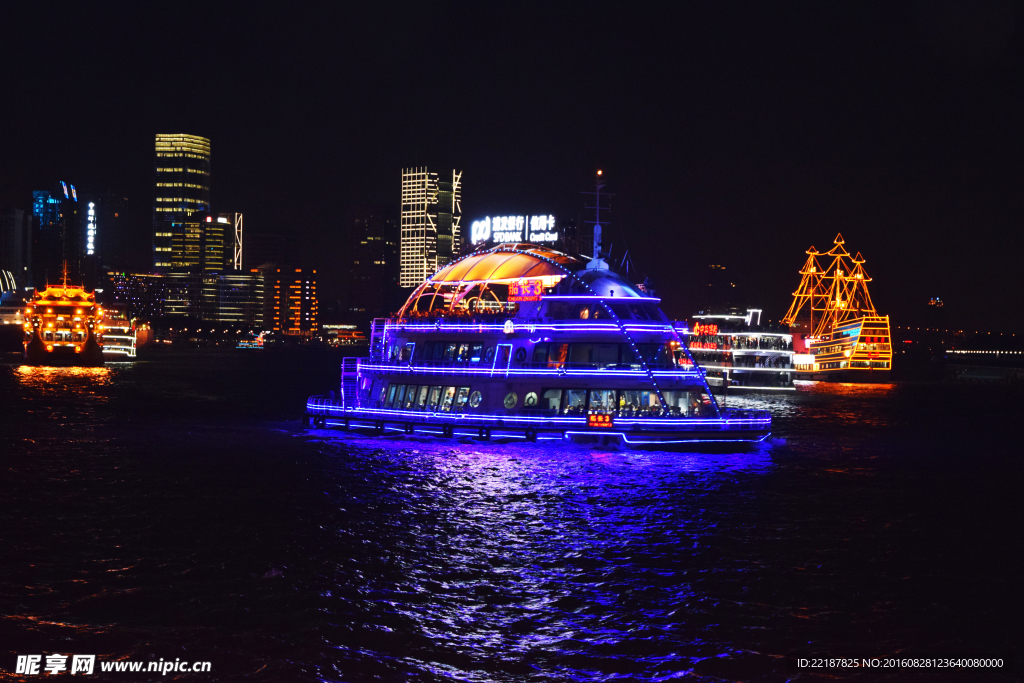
[306, 399, 771, 447]
[794, 368, 891, 383]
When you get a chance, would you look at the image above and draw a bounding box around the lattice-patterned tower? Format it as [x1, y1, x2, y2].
[400, 168, 462, 288]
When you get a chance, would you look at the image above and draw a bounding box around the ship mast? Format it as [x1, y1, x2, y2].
[782, 233, 881, 337]
[781, 245, 823, 332]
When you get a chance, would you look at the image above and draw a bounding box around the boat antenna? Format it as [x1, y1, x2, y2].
[581, 169, 612, 270]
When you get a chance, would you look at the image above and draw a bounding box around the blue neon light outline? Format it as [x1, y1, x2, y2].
[305, 401, 770, 427]
[319, 419, 770, 444]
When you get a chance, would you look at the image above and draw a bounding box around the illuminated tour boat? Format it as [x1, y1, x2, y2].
[783, 234, 892, 382]
[684, 309, 795, 391]
[307, 242, 771, 446]
[100, 307, 137, 361]
[23, 270, 104, 366]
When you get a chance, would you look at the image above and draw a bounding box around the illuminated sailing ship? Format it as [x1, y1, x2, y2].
[306, 242, 771, 446]
[782, 234, 891, 382]
[23, 269, 104, 366]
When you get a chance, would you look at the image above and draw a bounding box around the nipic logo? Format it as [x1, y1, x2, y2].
[14, 654, 210, 675]
[16, 654, 95, 675]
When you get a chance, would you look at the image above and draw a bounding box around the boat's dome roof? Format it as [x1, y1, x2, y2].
[398, 243, 655, 316]
[429, 243, 579, 284]
[574, 268, 648, 298]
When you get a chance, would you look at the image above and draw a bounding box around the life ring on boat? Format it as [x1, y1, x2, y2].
[514, 347, 527, 362]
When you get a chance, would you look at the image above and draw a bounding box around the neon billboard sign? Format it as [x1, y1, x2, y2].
[508, 279, 544, 302]
[470, 215, 557, 245]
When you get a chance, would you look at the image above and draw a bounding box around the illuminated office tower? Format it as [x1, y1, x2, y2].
[152, 134, 211, 270]
[196, 213, 242, 273]
[399, 167, 462, 287]
[259, 266, 318, 336]
[32, 182, 80, 285]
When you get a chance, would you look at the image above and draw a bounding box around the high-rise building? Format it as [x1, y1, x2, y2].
[259, 266, 318, 336]
[221, 212, 243, 271]
[345, 204, 400, 321]
[201, 215, 228, 273]
[32, 182, 81, 286]
[0, 208, 32, 288]
[80, 191, 129, 270]
[400, 167, 462, 287]
[152, 134, 211, 270]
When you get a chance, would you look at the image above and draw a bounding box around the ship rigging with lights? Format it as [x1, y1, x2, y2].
[307, 192, 770, 446]
[782, 233, 892, 382]
[23, 267, 104, 366]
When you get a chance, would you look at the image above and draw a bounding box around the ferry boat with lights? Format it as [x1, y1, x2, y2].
[684, 309, 795, 391]
[100, 307, 136, 361]
[306, 243, 771, 446]
[23, 270, 104, 366]
[782, 234, 891, 382]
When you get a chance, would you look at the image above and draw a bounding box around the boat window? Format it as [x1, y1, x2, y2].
[636, 343, 676, 368]
[427, 386, 443, 407]
[563, 389, 587, 414]
[418, 341, 433, 360]
[588, 389, 617, 411]
[386, 384, 399, 405]
[401, 343, 415, 361]
[43, 331, 53, 341]
[393, 385, 407, 407]
[547, 343, 568, 368]
[607, 303, 631, 319]
[403, 386, 419, 408]
[440, 386, 457, 411]
[456, 343, 470, 362]
[532, 343, 549, 364]
[468, 390, 482, 408]
[455, 386, 471, 409]
[444, 343, 458, 362]
[542, 389, 561, 411]
[416, 385, 430, 407]
[569, 343, 594, 365]
[619, 389, 660, 415]
[592, 344, 619, 367]
[524, 391, 539, 408]
[433, 343, 446, 361]
[645, 304, 666, 320]
[629, 304, 651, 320]
[469, 343, 483, 362]
[621, 344, 640, 367]
[545, 302, 573, 319]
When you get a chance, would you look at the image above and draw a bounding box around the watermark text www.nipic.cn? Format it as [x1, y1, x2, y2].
[14, 655, 212, 675]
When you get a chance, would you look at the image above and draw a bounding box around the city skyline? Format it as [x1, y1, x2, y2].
[1, 4, 1022, 332]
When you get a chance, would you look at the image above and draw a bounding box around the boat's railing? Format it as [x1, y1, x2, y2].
[306, 395, 767, 422]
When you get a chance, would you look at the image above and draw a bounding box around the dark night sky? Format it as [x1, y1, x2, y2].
[2, 2, 1022, 332]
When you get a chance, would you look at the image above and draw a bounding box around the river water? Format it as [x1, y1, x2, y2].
[0, 349, 1020, 681]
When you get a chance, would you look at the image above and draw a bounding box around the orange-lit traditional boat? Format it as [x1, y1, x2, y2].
[783, 234, 891, 382]
[23, 270, 104, 366]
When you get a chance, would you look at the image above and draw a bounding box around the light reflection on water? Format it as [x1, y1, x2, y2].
[308, 438, 776, 680]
